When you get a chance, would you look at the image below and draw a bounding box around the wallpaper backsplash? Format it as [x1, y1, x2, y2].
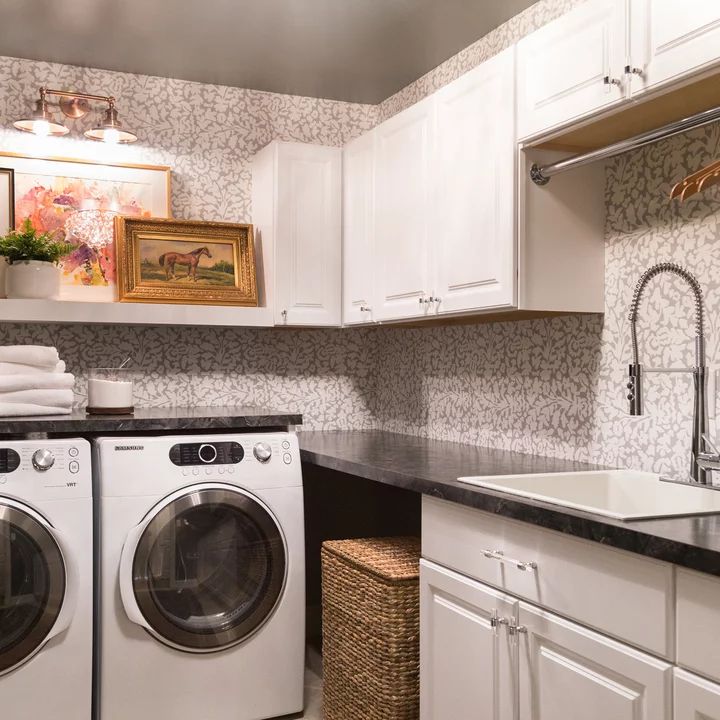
[1, 0, 719, 482]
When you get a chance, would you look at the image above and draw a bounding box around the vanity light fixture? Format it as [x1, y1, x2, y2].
[14, 87, 138, 144]
[13, 89, 69, 137]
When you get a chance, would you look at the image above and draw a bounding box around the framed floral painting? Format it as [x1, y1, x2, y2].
[0, 152, 170, 301]
[0, 168, 13, 234]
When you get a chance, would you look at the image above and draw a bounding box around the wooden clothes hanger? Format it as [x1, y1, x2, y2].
[671, 158, 720, 201]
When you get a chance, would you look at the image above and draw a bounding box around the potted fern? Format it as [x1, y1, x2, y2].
[0, 219, 75, 299]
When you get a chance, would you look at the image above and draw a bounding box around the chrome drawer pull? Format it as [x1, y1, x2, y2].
[482, 548, 538, 572]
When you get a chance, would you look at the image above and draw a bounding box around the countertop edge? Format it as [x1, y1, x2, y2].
[299, 443, 720, 577]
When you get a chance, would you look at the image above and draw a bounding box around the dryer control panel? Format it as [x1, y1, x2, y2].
[169, 441, 245, 466]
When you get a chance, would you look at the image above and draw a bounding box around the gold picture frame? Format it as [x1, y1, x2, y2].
[115, 217, 258, 306]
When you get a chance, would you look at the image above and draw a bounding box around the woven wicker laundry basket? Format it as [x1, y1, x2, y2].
[321, 536, 421, 720]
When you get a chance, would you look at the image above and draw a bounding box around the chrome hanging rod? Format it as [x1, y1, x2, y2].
[530, 103, 720, 186]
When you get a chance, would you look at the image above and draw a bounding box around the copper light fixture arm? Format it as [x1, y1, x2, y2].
[40, 87, 115, 105]
[39, 87, 117, 113]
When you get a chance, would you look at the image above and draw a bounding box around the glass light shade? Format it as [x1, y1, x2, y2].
[64, 208, 118, 249]
[84, 106, 137, 144]
[14, 99, 69, 136]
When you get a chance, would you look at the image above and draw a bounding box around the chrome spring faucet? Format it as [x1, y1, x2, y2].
[627, 263, 715, 485]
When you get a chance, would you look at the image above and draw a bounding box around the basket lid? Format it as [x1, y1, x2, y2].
[322, 536, 420, 581]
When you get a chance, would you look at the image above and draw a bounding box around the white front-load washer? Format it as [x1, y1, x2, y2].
[0, 438, 92, 719]
[94, 432, 305, 720]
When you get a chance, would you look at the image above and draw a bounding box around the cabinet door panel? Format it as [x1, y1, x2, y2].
[517, 0, 628, 139]
[434, 46, 516, 314]
[276, 143, 341, 326]
[374, 98, 433, 321]
[342, 132, 375, 325]
[675, 668, 720, 720]
[631, 1, 720, 93]
[518, 602, 672, 720]
[420, 560, 516, 720]
[677, 568, 720, 684]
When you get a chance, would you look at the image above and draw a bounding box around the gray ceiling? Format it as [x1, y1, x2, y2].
[0, 0, 538, 103]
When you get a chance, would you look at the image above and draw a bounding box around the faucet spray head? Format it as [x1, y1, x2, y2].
[628, 363, 643, 415]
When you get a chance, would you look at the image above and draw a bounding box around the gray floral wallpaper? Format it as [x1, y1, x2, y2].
[0, 49, 379, 431]
[0, 0, 719, 482]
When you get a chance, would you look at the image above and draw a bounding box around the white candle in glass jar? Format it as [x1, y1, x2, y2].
[88, 377, 134, 409]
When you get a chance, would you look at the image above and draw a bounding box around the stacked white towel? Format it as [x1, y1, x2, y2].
[0, 346, 75, 416]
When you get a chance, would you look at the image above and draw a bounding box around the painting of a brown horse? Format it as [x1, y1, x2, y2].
[158, 246, 212, 282]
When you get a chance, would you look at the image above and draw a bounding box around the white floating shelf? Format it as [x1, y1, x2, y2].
[0, 299, 275, 328]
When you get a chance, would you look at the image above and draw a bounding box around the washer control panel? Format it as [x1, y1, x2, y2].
[0, 440, 90, 498]
[169, 441, 244, 466]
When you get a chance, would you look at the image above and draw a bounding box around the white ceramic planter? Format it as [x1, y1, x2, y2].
[6, 260, 61, 300]
[0, 257, 7, 299]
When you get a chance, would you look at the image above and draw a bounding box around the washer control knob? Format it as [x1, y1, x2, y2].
[198, 444, 217, 464]
[32, 449, 55, 472]
[253, 442, 272, 463]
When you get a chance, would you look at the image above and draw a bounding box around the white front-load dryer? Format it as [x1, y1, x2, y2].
[94, 432, 305, 720]
[0, 439, 92, 720]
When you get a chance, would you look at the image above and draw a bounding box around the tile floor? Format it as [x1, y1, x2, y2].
[299, 668, 323, 719]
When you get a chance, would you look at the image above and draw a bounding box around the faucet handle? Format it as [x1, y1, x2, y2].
[702, 434, 720, 456]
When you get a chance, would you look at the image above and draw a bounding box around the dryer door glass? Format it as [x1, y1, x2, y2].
[0, 503, 66, 674]
[132, 487, 286, 651]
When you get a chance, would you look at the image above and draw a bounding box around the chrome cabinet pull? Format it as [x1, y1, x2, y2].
[482, 548, 538, 572]
[360, 305, 372, 313]
[603, 75, 622, 87]
[490, 610, 511, 632]
[624, 64, 644, 77]
[508, 618, 528, 637]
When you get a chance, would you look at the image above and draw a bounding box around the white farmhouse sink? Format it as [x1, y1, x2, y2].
[457, 470, 720, 520]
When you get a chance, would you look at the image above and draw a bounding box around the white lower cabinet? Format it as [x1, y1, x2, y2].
[675, 668, 720, 720]
[518, 601, 672, 720]
[676, 567, 720, 683]
[420, 557, 672, 720]
[419, 496, 720, 719]
[420, 560, 517, 720]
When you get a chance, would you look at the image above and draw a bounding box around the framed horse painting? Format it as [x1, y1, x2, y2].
[114, 217, 258, 306]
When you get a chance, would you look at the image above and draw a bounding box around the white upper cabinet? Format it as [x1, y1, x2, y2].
[630, 0, 720, 94]
[374, 97, 434, 321]
[420, 560, 517, 720]
[433, 46, 516, 314]
[517, 0, 629, 140]
[519, 0, 720, 140]
[253, 141, 341, 327]
[342, 131, 376, 325]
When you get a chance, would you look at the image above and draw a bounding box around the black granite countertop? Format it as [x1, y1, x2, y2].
[0, 405, 302, 434]
[299, 430, 720, 577]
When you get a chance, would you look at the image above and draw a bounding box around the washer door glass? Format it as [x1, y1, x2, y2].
[132, 487, 286, 651]
[0, 503, 66, 674]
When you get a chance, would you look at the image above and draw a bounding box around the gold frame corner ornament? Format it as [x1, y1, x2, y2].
[114, 216, 258, 307]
